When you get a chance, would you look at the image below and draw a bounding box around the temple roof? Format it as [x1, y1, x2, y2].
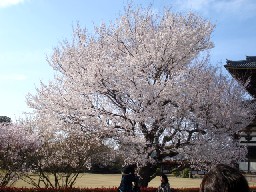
[225, 56, 256, 68]
[225, 56, 256, 137]
[224, 56, 256, 98]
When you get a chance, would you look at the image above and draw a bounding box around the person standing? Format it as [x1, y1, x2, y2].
[157, 174, 171, 192]
[118, 165, 140, 192]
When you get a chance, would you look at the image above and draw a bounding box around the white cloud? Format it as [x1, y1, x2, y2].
[0, 0, 26, 8]
[212, 0, 256, 17]
[173, 0, 214, 11]
[173, 0, 256, 19]
[0, 74, 27, 81]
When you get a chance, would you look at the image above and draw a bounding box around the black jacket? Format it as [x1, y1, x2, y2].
[119, 173, 139, 192]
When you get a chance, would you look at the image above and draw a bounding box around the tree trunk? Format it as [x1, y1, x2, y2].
[138, 163, 158, 187]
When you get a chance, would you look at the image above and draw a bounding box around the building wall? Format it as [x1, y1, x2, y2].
[239, 132, 256, 173]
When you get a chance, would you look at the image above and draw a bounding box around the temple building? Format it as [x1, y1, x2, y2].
[224, 56, 256, 173]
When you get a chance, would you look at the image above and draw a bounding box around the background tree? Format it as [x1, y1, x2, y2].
[0, 116, 11, 123]
[27, 5, 255, 187]
[21, 116, 105, 188]
[90, 145, 123, 174]
[0, 122, 38, 187]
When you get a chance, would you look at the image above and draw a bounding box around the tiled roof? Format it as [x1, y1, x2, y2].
[225, 56, 256, 68]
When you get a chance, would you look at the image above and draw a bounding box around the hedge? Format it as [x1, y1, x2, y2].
[0, 187, 255, 192]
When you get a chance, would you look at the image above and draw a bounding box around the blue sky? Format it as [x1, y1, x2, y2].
[1, 0, 256, 121]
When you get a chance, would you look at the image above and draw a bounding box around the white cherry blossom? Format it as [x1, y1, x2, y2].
[26, 5, 255, 186]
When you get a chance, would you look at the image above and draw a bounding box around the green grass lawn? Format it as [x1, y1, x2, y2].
[13, 174, 202, 188]
[13, 173, 256, 188]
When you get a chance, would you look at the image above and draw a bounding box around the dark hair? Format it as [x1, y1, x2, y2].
[161, 174, 169, 184]
[200, 164, 250, 192]
[122, 164, 137, 174]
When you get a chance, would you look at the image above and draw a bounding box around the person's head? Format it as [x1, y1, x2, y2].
[200, 164, 250, 192]
[122, 164, 137, 174]
[160, 174, 169, 184]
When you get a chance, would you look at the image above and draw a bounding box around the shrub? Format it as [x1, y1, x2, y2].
[155, 168, 161, 176]
[172, 169, 181, 177]
[181, 168, 190, 178]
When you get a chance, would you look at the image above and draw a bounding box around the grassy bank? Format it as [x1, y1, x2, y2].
[13, 173, 256, 188]
[13, 174, 202, 188]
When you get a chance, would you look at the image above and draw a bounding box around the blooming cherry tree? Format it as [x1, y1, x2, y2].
[0, 122, 38, 187]
[20, 115, 105, 188]
[27, 5, 255, 186]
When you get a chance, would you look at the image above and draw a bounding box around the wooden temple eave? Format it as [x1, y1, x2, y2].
[224, 66, 256, 98]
